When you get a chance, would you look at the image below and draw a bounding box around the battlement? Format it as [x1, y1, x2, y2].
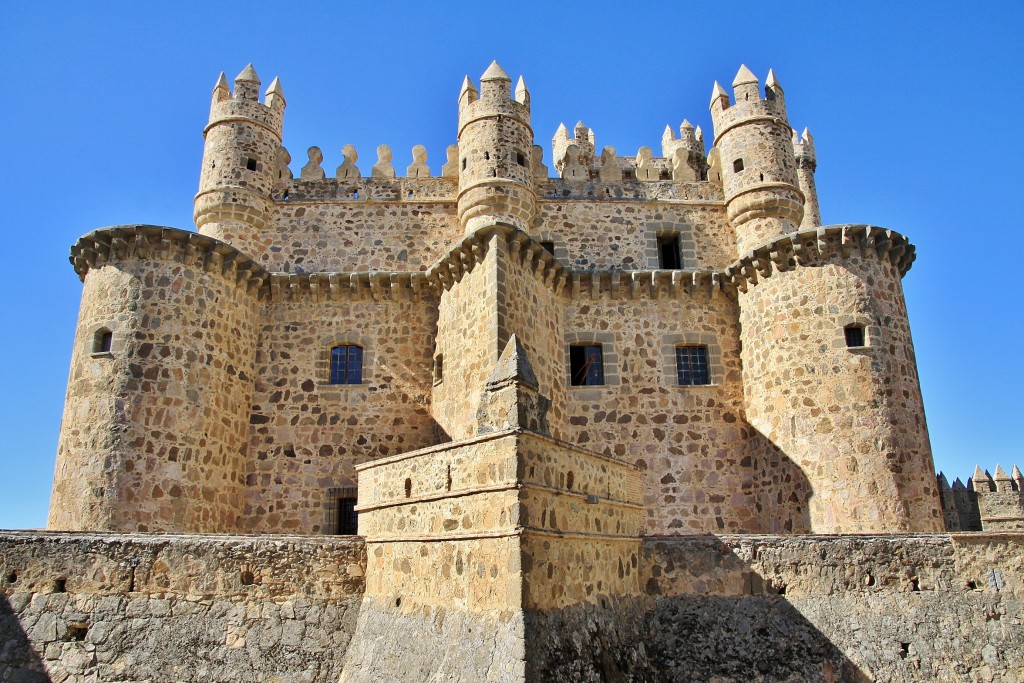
[939, 465, 1024, 531]
[206, 64, 285, 137]
[709, 65, 788, 142]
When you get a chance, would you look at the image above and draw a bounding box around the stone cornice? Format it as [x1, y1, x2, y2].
[69, 225, 269, 294]
[723, 224, 916, 294]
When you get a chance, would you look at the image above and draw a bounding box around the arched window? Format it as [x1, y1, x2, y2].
[330, 345, 363, 385]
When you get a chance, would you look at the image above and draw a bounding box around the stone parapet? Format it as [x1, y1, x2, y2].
[69, 224, 269, 292]
[725, 223, 917, 292]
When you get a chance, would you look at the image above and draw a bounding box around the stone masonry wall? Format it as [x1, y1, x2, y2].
[562, 285, 769, 534]
[243, 289, 439, 534]
[739, 249, 943, 533]
[51, 242, 260, 533]
[0, 532, 365, 683]
[432, 235, 500, 440]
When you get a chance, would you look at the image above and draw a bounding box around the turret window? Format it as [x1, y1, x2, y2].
[733, 158, 745, 173]
[844, 325, 866, 349]
[329, 345, 363, 384]
[675, 346, 710, 386]
[246, 158, 257, 171]
[92, 328, 113, 355]
[516, 151, 527, 167]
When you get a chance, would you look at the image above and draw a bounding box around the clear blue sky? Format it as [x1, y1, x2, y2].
[1, 1, 1020, 529]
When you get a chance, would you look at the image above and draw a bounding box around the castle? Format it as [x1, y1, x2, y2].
[4, 62, 1023, 682]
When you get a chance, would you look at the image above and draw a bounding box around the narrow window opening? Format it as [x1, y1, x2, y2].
[246, 158, 257, 171]
[759, 172, 764, 181]
[434, 354, 444, 385]
[676, 346, 710, 386]
[516, 151, 527, 167]
[569, 345, 604, 386]
[844, 325, 866, 349]
[65, 623, 89, 641]
[461, 157, 467, 171]
[329, 345, 363, 384]
[353, 191, 359, 199]
[446, 464, 452, 491]
[899, 643, 910, 659]
[93, 328, 113, 354]
[283, 190, 290, 200]
[733, 158, 744, 173]
[540, 241, 555, 256]
[659, 169, 672, 180]
[566, 471, 575, 491]
[53, 578, 67, 593]
[404, 478, 412, 498]
[336, 497, 358, 535]
[484, 151, 490, 161]
[240, 569, 255, 585]
[657, 235, 682, 269]
[491, 169, 497, 177]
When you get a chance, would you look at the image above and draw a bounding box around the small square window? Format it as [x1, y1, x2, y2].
[658, 235, 682, 269]
[676, 346, 710, 386]
[570, 345, 604, 386]
[246, 158, 257, 171]
[330, 345, 363, 384]
[733, 158, 744, 173]
[516, 151, 527, 167]
[844, 325, 865, 348]
[336, 497, 358, 535]
[93, 328, 112, 354]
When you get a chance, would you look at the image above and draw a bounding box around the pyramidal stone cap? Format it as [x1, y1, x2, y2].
[481, 60, 510, 82]
[710, 81, 729, 107]
[732, 64, 758, 86]
[235, 63, 260, 84]
[213, 71, 230, 92]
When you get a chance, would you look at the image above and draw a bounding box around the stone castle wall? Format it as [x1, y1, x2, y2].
[0, 532, 365, 682]
[51, 228, 262, 533]
[5, 532, 1021, 682]
[738, 235, 942, 533]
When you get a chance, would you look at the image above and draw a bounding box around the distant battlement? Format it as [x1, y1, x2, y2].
[938, 464, 1024, 531]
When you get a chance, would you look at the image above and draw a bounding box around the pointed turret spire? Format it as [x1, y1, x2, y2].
[265, 76, 285, 110]
[663, 124, 675, 140]
[994, 464, 1012, 490]
[972, 465, 993, 492]
[710, 81, 730, 110]
[481, 60, 510, 82]
[234, 63, 261, 100]
[212, 71, 230, 104]
[554, 122, 569, 139]
[952, 478, 967, 491]
[766, 68, 782, 91]
[459, 75, 478, 107]
[514, 75, 529, 106]
[732, 64, 758, 87]
[937, 472, 951, 491]
[1013, 464, 1023, 485]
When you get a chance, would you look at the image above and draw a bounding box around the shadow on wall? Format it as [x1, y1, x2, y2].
[749, 428, 813, 533]
[0, 593, 53, 682]
[524, 552, 871, 682]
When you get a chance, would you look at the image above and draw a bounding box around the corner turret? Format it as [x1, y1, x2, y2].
[709, 65, 803, 255]
[194, 64, 286, 257]
[457, 61, 537, 234]
[793, 127, 821, 227]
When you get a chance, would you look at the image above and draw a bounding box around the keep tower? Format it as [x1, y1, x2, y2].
[194, 64, 285, 257]
[456, 61, 537, 234]
[711, 65, 803, 255]
[716, 67, 944, 533]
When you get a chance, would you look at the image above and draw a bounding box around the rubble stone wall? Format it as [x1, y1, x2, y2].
[0, 532, 365, 683]
[51, 249, 260, 534]
[244, 290, 439, 534]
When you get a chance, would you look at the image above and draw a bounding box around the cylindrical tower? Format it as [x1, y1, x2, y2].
[49, 226, 264, 532]
[734, 224, 943, 532]
[793, 127, 821, 228]
[194, 64, 285, 259]
[456, 61, 537, 234]
[710, 66, 803, 256]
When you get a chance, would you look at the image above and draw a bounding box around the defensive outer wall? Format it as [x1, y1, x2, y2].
[2, 532, 1022, 681]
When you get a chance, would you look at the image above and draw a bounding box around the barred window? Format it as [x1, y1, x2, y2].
[337, 497, 358, 535]
[675, 346, 710, 386]
[569, 345, 604, 386]
[330, 345, 363, 385]
[844, 325, 865, 348]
